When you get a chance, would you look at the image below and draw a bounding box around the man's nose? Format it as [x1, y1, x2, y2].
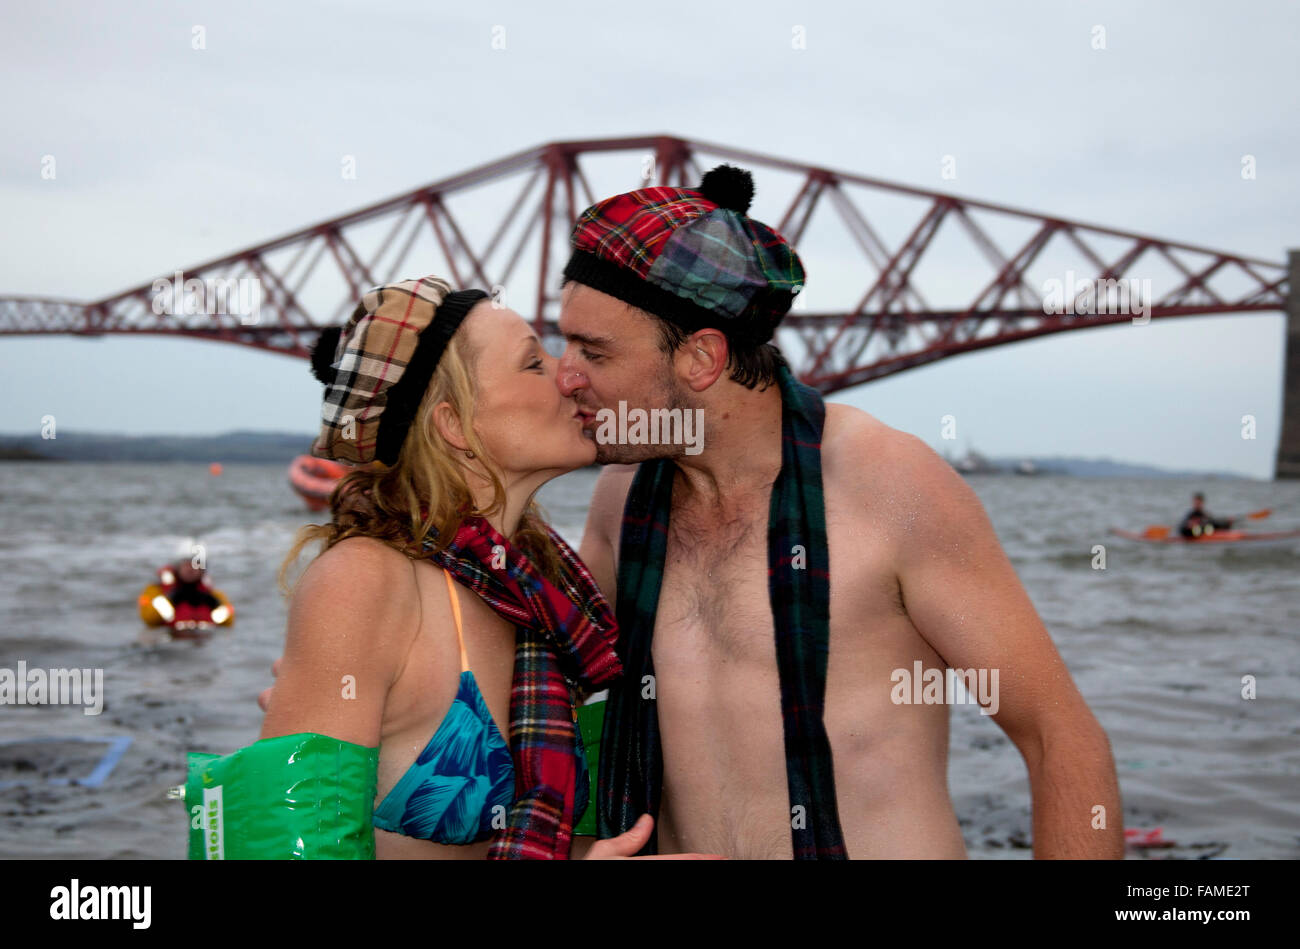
[556, 353, 586, 397]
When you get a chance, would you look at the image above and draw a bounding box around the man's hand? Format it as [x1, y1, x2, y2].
[583, 815, 723, 859]
[257, 656, 282, 713]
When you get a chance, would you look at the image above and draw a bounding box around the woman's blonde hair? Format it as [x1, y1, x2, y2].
[277, 326, 562, 595]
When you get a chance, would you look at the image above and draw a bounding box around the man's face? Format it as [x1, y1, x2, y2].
[556, 282, 693, 465]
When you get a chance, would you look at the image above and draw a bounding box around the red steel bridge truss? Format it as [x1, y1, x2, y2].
[0, 135, 1289, 397]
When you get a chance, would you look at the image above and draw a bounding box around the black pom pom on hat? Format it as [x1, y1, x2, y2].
[310, 326, 342, 385]
[697, 164, 755, 214]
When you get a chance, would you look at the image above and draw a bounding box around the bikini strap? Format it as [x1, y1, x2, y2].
[442, 568, 469, 673]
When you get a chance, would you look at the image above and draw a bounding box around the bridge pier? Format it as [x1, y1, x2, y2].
[1277, 249, 1300, 479]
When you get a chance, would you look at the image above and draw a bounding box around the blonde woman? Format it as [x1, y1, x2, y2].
[261, 276, 667, 859]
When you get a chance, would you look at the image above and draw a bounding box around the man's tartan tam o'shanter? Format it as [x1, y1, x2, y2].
[561, 164, 805, 345]
[309, 276, 489, 466]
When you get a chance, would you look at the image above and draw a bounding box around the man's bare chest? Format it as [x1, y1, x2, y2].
[647, 487, 907, 668]
[655, 502, 773, 662]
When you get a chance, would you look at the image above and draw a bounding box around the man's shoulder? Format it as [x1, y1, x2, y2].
[822, 405, 1003, 572]
[822, 402, 948, 483]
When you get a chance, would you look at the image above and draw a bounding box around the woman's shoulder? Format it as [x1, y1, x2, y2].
[287, 536, 422, 659]
[314, 534, 415, 574]
[297, 535, 418, 591]
[260, 535, 426, 745]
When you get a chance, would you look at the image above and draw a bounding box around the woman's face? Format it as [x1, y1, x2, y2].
[457, 301, 596, 478]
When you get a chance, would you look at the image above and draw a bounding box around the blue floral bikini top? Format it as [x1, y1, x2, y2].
[372, 569, 516, 844]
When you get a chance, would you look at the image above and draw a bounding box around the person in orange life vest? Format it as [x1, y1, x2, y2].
[156, 557, 223, 624]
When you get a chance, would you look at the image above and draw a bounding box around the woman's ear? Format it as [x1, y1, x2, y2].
[430, 401, 469, 452]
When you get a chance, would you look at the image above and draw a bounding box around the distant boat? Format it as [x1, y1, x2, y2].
[1014, 458, 1039, 476]
[288, 454, 350, 511]
[952, 448, 999, 475]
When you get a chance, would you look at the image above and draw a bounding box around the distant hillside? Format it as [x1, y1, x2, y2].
[0, 431, 1255, 478]
[0, 444, 62, 461]
[0, 430, 314, 463]
[957, 454, 1249, 480]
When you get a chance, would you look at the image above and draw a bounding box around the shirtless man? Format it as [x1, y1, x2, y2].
[557, 165, 1123, 859]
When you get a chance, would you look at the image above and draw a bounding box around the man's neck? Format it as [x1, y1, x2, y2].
[672, 379, 785, 508]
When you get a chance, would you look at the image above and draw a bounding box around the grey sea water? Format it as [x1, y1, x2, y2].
[0, 461, 1297, 859]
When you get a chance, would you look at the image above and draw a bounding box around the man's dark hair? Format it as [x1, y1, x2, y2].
[1193, 492, 1205, 502]
[648, 309, 786, 391]
[560, 280, 788, 389]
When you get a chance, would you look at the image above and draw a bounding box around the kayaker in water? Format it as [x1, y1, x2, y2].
[1178, 491, 1234, 538]
[557, 164, 1123, 858]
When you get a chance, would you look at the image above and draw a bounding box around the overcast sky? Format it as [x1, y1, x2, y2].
[2, 0, 1296, 479]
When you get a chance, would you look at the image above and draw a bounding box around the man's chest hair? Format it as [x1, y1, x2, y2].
[664, 491, 769, 556]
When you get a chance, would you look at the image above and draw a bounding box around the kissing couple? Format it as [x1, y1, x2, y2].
[250, 163, 1122, 860]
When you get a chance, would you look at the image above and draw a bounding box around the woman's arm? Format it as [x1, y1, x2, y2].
[260, 536, 421, 747]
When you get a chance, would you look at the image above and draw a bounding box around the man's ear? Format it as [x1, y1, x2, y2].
[679, 330, 728, 391]
[431, 401, 469, 452]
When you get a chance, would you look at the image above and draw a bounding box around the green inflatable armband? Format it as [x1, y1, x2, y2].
[181, 733, 379, 860]
[573, 699, 605, 837]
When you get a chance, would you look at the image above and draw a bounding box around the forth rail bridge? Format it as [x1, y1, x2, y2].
[2, 135, 1294, 476]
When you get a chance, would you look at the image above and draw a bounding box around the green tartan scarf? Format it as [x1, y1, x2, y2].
[597, 362, 847, 858]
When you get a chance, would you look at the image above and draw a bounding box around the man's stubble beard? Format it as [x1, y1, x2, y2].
[591, 374, 700, 466]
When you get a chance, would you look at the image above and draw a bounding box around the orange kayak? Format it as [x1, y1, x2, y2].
[1108, 527, 1300, 547]
[288, 454, 349, 511]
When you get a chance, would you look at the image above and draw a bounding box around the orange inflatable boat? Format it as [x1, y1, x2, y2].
[137, 576, 235, 640]
[288, 454, 349, 511]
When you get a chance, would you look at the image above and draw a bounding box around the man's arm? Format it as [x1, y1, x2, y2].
[891, 435, 1123, 858]
[577, 464, 639, 612]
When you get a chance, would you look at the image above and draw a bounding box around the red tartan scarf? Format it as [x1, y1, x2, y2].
[420, 515, 621, 859]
